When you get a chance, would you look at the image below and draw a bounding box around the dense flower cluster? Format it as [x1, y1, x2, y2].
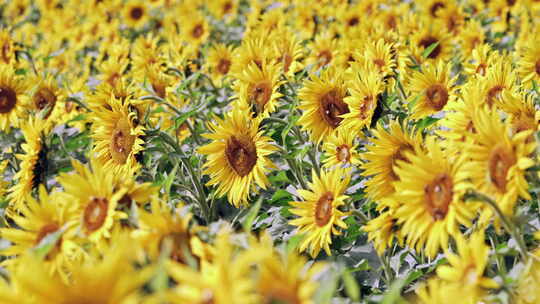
[0, 0, 540, 303]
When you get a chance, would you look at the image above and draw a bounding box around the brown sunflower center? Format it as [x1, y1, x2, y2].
[110, 118, 136, 164]
[216, 58, 231, 75]
[84, 197, 108, 232]
[319, 89, 349, 128]
[223, 1, 233, 14]
[315, 192, 334, 227]
[249, 81, 272, 114]
[1, 42, 11, 64]
[430, 2, 445, 17]
[535, 60, 540, 76]
[282, 53, 293, 73]
[0, 86, 17, 114]
[390, 144, 413, 180]
[318, 50, 332, 67]
[152, 81, 166, 99]
[130, 6, 143, 20]
[35, 223, 60, 244]
[486, 85, 504, 107]
[118, 193, 132, 205]
[424, 173, 453, 221]
[476, 63, 487, 76]
[336, 144, 351, 163]
[33, 87, 57, 118]
[418, 36, 441, 59]
[488, 145, 515, 192]
[225, 136, 257, 177]
[348, 16, 359, 27]
[192, 24, 204, 39]
[425, 84, 449, 111]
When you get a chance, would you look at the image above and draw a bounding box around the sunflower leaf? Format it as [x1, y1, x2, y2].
[342, 270, 361, 301]
[33, 228, 65, 259]
[243, 196, 263, 231]
[381, 276, 407, 304]
[174, 109, 198, 130]
[422, 42, 439, 59]
[281, 115, 300, 145]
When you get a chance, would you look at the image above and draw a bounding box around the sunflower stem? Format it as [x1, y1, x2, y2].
[380, 251, 394, 285]
[463, 190, 529, 261]
[141, 95, 183, 116]
[352, 209, 370, 224]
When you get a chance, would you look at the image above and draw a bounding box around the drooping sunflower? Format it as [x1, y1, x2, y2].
[12, 236, 150, 304]
[123, 1, 148, 28]
[298, 67, 350, 143]
[57, 158, 127, 244]
[363, 209, 402, 255]
[253, 232, 326, 304]
[1, 186, 81, 282]
[91, 95, 146, 175]
[361, 120, 423, 202]
[206, 43, 235, 86]
[436, 231, 499, 301]
[132, 198, 207, 264]
[517, 35, 540, 88]
[407, 61, 457, 120]
[289, 168, 350, 257]
[322, 127, 361, 168]
[341, 64, 384, 130]
[465, 106, 535, 217]
[198, 107, 277, 207]
[393, 136, 477, 258]
[0, 65, 28, 132]
[7, 118, 47, 211]
[233, 62, 283, 119]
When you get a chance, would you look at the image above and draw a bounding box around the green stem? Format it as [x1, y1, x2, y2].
[352, 209, 370, 224]
[141, 95, 183, 116]
[463, 190, 529, 261]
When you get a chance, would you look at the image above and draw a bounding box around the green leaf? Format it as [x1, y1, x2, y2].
[174, 109, 198, 130]
[269, 171, 290, 184]
[163, 163, 178, 198]
[281, 115, 300, 144]
[415, 116, 440, 131]
[66, 113, 86, 124]
[422, 42, 439, 59]
[342, 270, 361, 301]
[407, 94, 421, 111]
[33, 228, 64, 259]
[15, 68, 27, 76]
[404, 269, 424, 286]
[381, 277, 408, 304]
[243, 196, 263, 231]
[286, 233, 305, 254]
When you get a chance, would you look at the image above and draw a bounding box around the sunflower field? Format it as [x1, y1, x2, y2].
[2, 0, 540, 303]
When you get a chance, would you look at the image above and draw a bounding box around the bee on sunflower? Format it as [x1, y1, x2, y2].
[289, 168, 350, 257]
[91, 95, 146, 175]
[198, 107, 277, 207]
[407, 61, 457, 120]
[297, 67, 350, 143]
[393, 136, 478, 258]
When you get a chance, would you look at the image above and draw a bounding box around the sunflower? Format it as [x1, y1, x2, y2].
[289, 168, 350, 257]
[206, 43, 235, 86]
[438, 2, 465, 34]
[436, 231, 499, 301]
[208, 0, 238, 21]
[180, 13, 210, 47]
[292, 4, 317, 40]
[270, 26, 304, 77]
[515, 249, 540, 304]
[132, 198, 207, 265]
[361, 120, 423, 202]
[305, 31, 339, 70]
[253, 232, 326, 304]
[233, 62, 283, 119]
[123, 1, 148, 28]
[57, 158, 127, 244]
[517, 35, 540, 88]
[7, 118, 47, 211]
[393, 136, 477, 258]
[0, 30, 16, 66]
[463, 43, 496, 78]
[497, 91, 539, 138]
[112, 169, 157, 207]
[421, 0, 448, 18]
[341, 64, 384, 130]
[12, 236, 150, 304]
[465, 106, 535, 217]
[363, 209, 402, 255]
[28, 74, 65, 131]
[322, 127, 361, 168]
[356, 38, 397, 81]
[1, 186, 81, 281]
[407, 61, 457, 120]
[414, 277, 463, 304]
[297, 67, 350, 143]
[459, 20, 485, 56]
[231, 35, 275, 75]
[91, 95, 146, 175]
[409, 21, 453, 64]
[0, 65, 28, 132]
[198, 107, 277, 207]
[477, 57, 517, 108]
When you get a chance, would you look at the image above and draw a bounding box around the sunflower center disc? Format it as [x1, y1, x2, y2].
[216, 58, 231, 75]
[337, 144, 351, 163]
[249, 82, 272, 115]
[535, 60, 540, 76]
[318, 50, 332, 67]
[348, 16, 359, 27]
[315, 192, 334, 227]
[160, 231, 191, 264]
[430, 2, 445, 17]
[1, 42, 11, 64]
[488, 145, 515, 192]
[319, 89, 349, 128]
[84, 197, 109, 232]
[130, 7, 143, 20]
[486, 85, 504, 107]
[424, 173, 453, 221]
[476, 63, 487, 76]
[0, 86, 16, 114]
[34, 87, 57, 118]
[192, 24, 204, 39]
[425, 84, 448, 111]
[110, 119, 135, 164]
[225, 136, 257, 177]
[223, 1, 233, 14]
[390, 144, 412, 181]
[35, 223, 60, 244]
[419, 36, 441, 59]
